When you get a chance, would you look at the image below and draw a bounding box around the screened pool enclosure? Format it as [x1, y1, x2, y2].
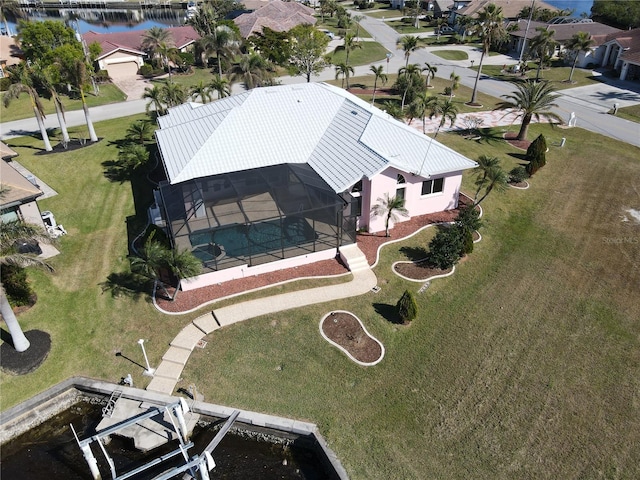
[157, 164, 358, 273]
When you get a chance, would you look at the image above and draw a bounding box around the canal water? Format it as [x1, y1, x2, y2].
[0, 400, 332, 479]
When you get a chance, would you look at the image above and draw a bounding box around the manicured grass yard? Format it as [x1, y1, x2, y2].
[1, 111, 639, 478]
[0, 84, 127, 123]
[477, 63, 601, 90]
[328, 41, 390, 67]
[430, 49, 469, 61]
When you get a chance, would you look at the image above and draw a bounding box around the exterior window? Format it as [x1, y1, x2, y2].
[1, 207, 20, 223]
[355, 196, 362, 216]
[421, 178, 444, 195]
[397, 174, 406, 184]
[396, 187, 405, 201]
[352, 180, 362, 193]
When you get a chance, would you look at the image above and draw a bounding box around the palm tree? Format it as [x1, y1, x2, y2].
[456, 15, 474, 41]
[398, 63, 423, 110]
[143, 85, 166, 116]
[190, 80, 212, 103]
[370, 65, 387, 106]
[397, 35, 420, 68]
[0, 220, 52, 352]
[126, 120, 154, 144]
[161, 81, 188, 108]
[565, 31, 594, 83]
[469, 3, 506, 105]
[229, 53, 273, 90]
[157, 42, 181, 79]
[410, 90, 437, 134]
[371, 193, 409, 237]
[3, 63, 52, 152]
[335, 62, 354, 89]
[473, 164, 509, 206]
[430, 97, 458, 138]
[210, 74, 230, 99]
[163, 247, 201, 300]
[529, 26, 557, 80]
[352, 14, 365, 38]
[141, 26, 175, 69]
[472, 154, 501, 202]
[336, 32, 361, 66]
[33, 63, 70, 145]
[64, 59, 98, 142]
[448, 71, 460, 99]
[199, 25, 239, 76]
[130, 232, 172, 299]
[494, 80, 562, 141]
[423, 62, 437, 88]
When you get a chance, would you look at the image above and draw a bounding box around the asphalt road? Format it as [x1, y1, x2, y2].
[1, 11, 639, 147]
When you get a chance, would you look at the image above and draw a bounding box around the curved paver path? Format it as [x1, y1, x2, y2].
[146, 245, 376, 394]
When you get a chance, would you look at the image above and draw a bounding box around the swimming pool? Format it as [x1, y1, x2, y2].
[190, 217, 316, 260]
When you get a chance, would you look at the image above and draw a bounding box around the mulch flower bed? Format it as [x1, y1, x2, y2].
[394, 262, 452, 281]
[509, 180, 529, 188]
[157, 193, 473, 313]
[321, 311, 382, 364]
[504, 132, 531, 150]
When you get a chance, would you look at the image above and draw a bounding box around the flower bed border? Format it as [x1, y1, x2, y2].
[319, 310, 385, 367]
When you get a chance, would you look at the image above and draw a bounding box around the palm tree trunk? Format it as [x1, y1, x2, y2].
[54, 102, 71, 144]
[517, 113, 532, 141]
[217, 52, 223, 77]
[469, 49, 486, 105]
[474, 184, 494, 206]
[1, 286, 30, 352]
[34, 106, 53, 152]
[401, 87, 409, 111]
[82, 92, 98, 142]
[569, 56, 578, 82]
[371, 81, 377, 105]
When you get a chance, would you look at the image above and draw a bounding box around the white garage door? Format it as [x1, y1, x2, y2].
[106, 62, 139, 80]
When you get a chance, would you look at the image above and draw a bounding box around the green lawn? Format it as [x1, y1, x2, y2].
[366, 8, 403, 19]
[477, 63, 601, 90]
[329, 73, 503, 113]
[430, 49, 468, 61]
[0, 84, 127, 123]
[328, 41, 389, 67]
[2, 105, 640, 478]
[315, 17, 373, 38]
[386, 19, 433, 34]
[614, 103, 640, 123]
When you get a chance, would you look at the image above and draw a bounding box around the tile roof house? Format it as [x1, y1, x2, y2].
[449, 0, 558, 23]
[507, 19, 621, 69]
[599, 28, 640, 81]
[153, 83, 477, 289]
[233, 0, 316, 38]
[0, 144, 44, 227]
[83, 26, 200, 78]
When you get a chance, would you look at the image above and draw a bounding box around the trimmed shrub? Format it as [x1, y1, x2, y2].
[427, 226, 464, 270]
[139, 64, 154, 78]
[526, 134, 547, 176]
[455, 205, 481, 255]
[95, 69, 111, 83]
[1, 265, 35, 307]
[397, 290, 418, 323]
[509, 166, 529, 183]
[0, 77, 11, 91]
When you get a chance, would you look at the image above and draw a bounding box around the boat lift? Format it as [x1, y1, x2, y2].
[71, 398, 239, 480]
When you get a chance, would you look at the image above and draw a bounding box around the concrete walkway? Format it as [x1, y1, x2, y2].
[146, 245, 376, 394]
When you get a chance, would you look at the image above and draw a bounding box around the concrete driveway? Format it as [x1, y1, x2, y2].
[109, 71, 152, 102]
[560, 80, 640, 111]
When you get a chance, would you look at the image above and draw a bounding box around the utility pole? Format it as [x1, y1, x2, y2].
[519, 0, 535, 65]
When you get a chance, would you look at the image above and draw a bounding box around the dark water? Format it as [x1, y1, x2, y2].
[0, 401, 332, 480]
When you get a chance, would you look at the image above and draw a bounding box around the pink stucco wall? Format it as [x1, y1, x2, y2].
[362, 167, 463, 234]
[181, 247, 338, 291]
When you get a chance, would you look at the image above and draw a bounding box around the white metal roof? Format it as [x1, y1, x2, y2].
[155, 83, 477, 191]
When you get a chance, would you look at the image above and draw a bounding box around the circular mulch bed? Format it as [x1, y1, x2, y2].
[35, 138, 102, 155]
[504, 132, 531, 150]
[0, 330, 51, 375]
[394, 261, 453, 281]
[320, 311, 383, 365]
[509, 180, 529, 189]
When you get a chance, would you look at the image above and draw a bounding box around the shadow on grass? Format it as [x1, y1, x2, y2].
[508, 152, 529, 161]
[99, 271, 151, 301]
[373, 302, 401, 324]
[474, 126, 507, 145]
[399, 245, 428, 261]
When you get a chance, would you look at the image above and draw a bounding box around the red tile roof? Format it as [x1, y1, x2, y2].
[604, 28, 640, 64]
[233, 0, 316, 38]
[83, 26, 200, 59]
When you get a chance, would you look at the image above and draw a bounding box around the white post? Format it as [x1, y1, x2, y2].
[138, 338, 155, 376]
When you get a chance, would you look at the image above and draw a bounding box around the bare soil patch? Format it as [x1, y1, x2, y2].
[321, 311, 382, 364]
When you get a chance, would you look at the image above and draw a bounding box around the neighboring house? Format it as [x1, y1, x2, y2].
[153, 83, 476, 289]
[0, 36, 22, 78]
[448, 0, 557, 25]
[599, 28, 640, 81]
[233, 0, 316, 38]
[0, 144, 44, 227]
[507, 19, 620, 68]
[82, 26, 200, 78]
[390, 0, 453, 16]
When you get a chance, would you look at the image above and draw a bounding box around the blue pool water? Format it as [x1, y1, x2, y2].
[190, 217, 315, 260]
